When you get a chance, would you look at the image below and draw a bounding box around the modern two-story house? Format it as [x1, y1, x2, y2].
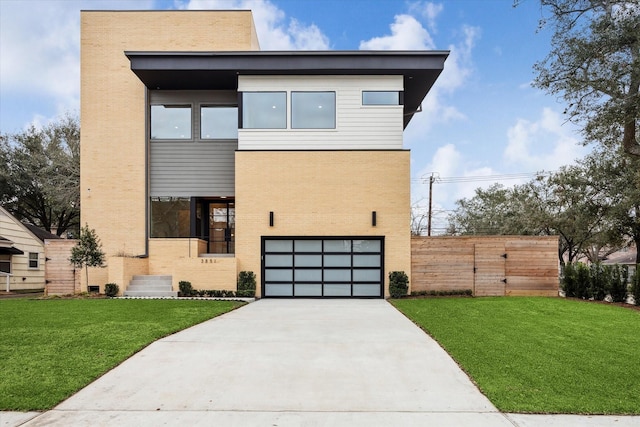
[80, 10, 447, 298]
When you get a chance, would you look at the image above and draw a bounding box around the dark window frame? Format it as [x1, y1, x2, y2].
[240, 91, 288, 129]
[199, 105, 239, 140]
[150, 104, 194, 141]
[361, 90, 404, 106]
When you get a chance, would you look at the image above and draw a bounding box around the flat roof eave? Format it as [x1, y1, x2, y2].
[125, 50, 449, 128]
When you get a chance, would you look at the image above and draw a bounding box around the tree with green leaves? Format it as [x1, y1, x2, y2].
[0, 114, 80, 236]
[590, 147, 640, 262]
[532, 0, 640, 156]
[70, 224, 106, 291]
[446, 163, 621, 266]
[446, 182, 545, 236]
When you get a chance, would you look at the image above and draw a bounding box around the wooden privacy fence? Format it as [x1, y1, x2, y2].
[411, 236, 559, 296]
[44, 239, 80, 295]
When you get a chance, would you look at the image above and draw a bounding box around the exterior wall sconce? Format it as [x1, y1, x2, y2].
[372, 211, 377, 227]
[269, 211, 274, 227]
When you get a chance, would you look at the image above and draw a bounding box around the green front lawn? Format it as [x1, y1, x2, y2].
[0, 299, 243, 411]
[391, 297, 640, 414]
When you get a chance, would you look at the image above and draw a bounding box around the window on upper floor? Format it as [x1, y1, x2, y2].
[28, 252, 39, 269]
[201, 106, 238, 139]
[241, 92, 287, 129]
[362, 91, 402, 106]
[291, 92, 336, 129]
[0, 256, 10, 274]
[151, 105, 192, 139]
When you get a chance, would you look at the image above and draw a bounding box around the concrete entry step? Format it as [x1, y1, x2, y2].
[124, 275, 177, 298]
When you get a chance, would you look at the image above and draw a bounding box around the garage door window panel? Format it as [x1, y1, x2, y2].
[353, 284, 381, 297]
[295, 284, 322, 296]
[265, 269, 293, 281]
[265, 254, 293, 267]
[265, 284, 293, 296]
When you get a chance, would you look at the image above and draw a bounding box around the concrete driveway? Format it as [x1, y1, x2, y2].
[8, 299, 639, 426]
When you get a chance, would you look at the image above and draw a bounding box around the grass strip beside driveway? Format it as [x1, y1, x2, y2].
[391, 297, 640, 414]
[0, 299, 243, 411]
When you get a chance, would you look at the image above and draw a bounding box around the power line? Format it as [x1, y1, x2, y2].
[412, 171, 552, 184]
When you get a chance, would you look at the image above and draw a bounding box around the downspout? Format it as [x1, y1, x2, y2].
[142, 86, 150, 258]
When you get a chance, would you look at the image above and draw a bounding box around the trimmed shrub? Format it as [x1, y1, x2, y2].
[561, 263, 578, 297]
[104, 283, 119, 298]
[588, 263, 607, 301]
[410, 289, 472, 297]
[575, 263, 590, 299]
[237, 271, 256, 297]
[178, 281, 194, 297]
[609, 264, 628, 303]
[631, 266, 640, 306]
[389, 271, 409, 298]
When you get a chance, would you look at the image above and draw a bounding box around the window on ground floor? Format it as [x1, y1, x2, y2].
[0, 256, 10, 274]
[150, 197, 191, 237]
[150, 197, 235, 254]
[28, 252, 39, 269]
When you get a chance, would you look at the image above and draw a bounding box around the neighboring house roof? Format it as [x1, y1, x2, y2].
[125, 50, 449, 128]
[0, 205, 51, 252]
[602, 247, 638, 265]
[23, 223, 61, 242]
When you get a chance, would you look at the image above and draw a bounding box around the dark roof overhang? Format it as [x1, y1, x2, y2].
[125, 50, 449, 128]
[0, 246, 24, 255]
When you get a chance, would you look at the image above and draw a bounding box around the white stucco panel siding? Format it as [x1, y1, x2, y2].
[238, 75, 404, 150]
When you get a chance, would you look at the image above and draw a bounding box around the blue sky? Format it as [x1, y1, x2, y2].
[0, 0, 589, 233]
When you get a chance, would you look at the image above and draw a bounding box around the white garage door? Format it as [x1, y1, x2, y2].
[262, 237, 384, 298]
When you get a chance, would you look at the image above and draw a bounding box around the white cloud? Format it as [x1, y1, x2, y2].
[183, 0, 330, 49]
[408, 1, 443, 33]
[436, 25, 477, 92]
[1, 1, 80, 99]
[0, 0, 153, 129]
[359, 14, 435, 50]
[403, 24, 478, 142]
[504, 108, 586, 171]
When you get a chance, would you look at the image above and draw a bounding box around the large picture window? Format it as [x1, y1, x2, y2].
[242, 92, 286, 129]
[151, 105, 192, 139]
[150, 197, 191, 237]
[201, 106, 238, 139]
[291, 92, 335, 129]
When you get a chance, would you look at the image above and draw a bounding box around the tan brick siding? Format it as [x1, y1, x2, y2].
[80, 11, 258, 289]
[149, 239, 237, 291]
[235, 150, 412, 297]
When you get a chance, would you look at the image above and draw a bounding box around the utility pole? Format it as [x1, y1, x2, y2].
[427, 173, 434, 236]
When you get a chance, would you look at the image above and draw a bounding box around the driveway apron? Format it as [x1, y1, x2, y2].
[23, 299, 510, 426]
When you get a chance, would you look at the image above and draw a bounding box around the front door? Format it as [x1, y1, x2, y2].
[193, 199, 235, 254]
